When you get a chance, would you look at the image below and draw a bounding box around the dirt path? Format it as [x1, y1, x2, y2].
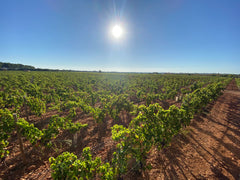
[147, 80, 240, 180]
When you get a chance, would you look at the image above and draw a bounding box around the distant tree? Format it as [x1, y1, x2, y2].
[0, 62, 35, 70]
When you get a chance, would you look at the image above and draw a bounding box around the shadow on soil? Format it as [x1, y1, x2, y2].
[145, 87, 240, 179]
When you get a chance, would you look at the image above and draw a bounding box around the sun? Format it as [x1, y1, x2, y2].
[111, 25, 123, 39]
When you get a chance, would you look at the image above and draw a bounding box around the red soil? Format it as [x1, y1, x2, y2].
[146, 80, 240, 180]
[1, 80, 240, 180]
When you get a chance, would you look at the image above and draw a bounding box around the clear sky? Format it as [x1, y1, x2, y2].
[1, 0, 240, 73]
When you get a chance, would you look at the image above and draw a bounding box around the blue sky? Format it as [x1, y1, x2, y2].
[0, 0, 240, 73]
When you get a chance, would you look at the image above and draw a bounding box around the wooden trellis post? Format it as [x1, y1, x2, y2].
[13, 113, 26, 164]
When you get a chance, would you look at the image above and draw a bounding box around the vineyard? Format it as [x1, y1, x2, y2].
[0, 71, 238, 179]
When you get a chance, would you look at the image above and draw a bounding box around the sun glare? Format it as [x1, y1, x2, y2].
[111, 25, 123, 39]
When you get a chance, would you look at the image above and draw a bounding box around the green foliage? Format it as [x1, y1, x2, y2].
[49, 147, 114, 180]
[235, 78, 240, 89]
[181, 82, 225, 115]
[111, 103, 192, 173]
[5, 89, 25, 112]
[41, 115, 66, 144]
[42, 115, 88, 145]
[26, 96, 46, 116]
[49, 151, 78, 180]
[90, 107, 107, 123]
[0, 109, 15, 158]
[107, 94, 134, 120]
[17, 118, 43, 145]
[0, 71, 232, 176]
[65, 122, 88, 134]
[0, 110, 88, 157]
[110, 80, 230, 175]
